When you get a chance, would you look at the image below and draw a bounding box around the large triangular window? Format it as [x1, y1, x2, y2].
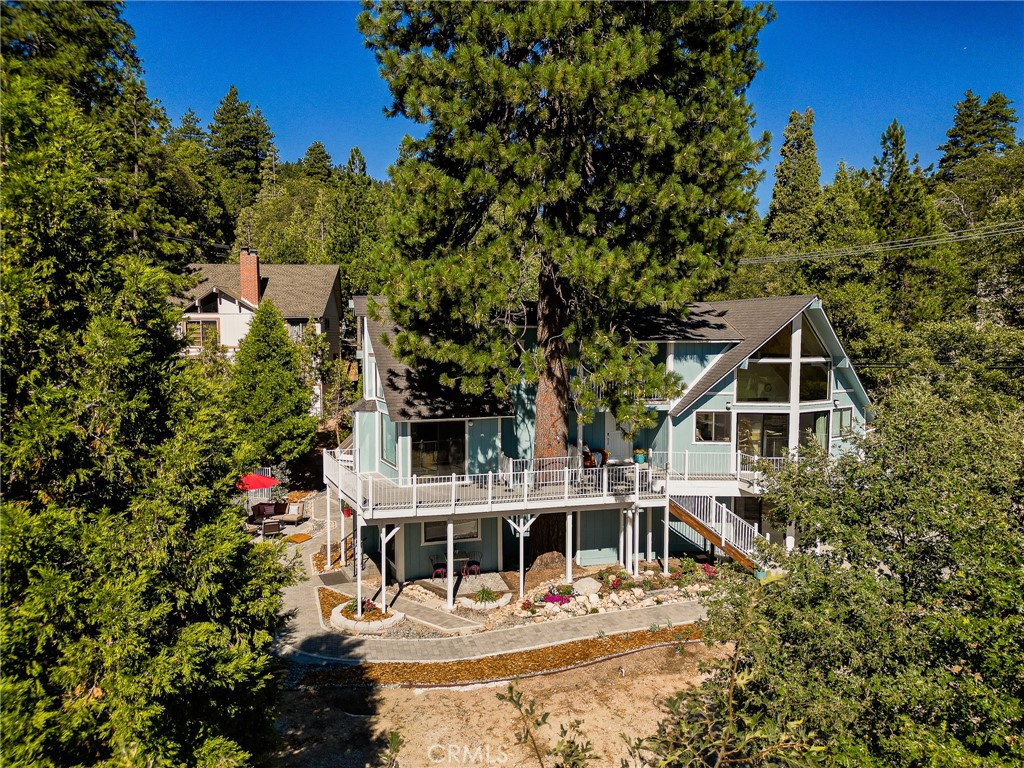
[800, 317, 828, 358]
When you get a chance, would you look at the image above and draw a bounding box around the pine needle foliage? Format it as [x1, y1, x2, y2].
[228, 301, 317, 464]
[360, 0, 772, 456]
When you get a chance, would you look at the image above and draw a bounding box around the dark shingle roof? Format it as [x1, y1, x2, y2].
[362, 299, 513, 422]
[352, 295, 816, 422]
[668, 295, 816, 417]
[183, 263, 340, 318]
[619, 302, 743, 342]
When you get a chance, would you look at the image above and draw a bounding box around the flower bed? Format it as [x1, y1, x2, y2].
[458, 592, 513, 611]
[329, 597, 406, 634]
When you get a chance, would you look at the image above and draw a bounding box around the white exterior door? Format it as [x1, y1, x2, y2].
[604, 412, 633, 461]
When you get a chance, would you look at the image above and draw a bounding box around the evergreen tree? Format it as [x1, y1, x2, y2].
[228, 301, 316, 463]
[209, 85, 275, 222]
[1, 70, 291, 767]
[765, 108, 821, 244]
[866, 120, 962, 323]
[301, 140, 333, 182]
[937, 90, 1018, 181]
[346, 146, 368, 176]
[1, 0, 140, 115]
[361, 2, 770, 522]
[169, 107, 206, 145]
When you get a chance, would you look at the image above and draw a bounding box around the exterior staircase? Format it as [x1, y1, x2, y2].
[668, 495, 761, 570]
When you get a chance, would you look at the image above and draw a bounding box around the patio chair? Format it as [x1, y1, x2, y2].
[276, 501, 309, 526]
[463, 550, 482, 577]
[429, 554, 447, 581]
[260, 519, 283, 538]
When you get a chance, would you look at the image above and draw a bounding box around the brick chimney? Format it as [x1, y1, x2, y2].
[240, 248, 261, 306]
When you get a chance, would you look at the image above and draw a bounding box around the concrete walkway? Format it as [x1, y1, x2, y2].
[325, 582, 482, 635]
[275, 490, 705, 666]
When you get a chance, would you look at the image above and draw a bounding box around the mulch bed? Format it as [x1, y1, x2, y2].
[318, 587, 350, 623]
[299, 624, 702, 688]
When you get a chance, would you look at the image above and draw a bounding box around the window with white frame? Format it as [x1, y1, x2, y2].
[183, 319, 218, 347]
[423, 519, 480, 544]
[380, 411, 397, 466]
[832, 408, 853, 438]
[695, 412, 731, 442]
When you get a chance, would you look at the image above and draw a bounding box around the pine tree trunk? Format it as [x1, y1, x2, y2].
[528, 262, 569, 562]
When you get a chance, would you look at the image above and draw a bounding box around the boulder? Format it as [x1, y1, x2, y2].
[574, 577, 602, 596]
[531, 551, 566, 570]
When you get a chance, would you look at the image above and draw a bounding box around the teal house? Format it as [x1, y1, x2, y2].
[323, 295, 870, 610]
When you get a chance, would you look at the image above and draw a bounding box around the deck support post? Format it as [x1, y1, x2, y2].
[618, 513, 624, 567]
[497, 513, 503, 572]
[379, 524, 400, 615]
[624, 510, 633, 575]
[446, 518, 455, 611]
[504, 515, 537, 598]
[633, 505, 641, 577]
[786, 522, 796, 552]
[565, 512, 573, 585]
[326, 487, 332, 570]
[355, 512, 364, 617]
[663, 504, 670, 576]
[646, 507, 653, 563]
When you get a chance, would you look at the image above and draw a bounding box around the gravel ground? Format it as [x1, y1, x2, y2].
[274, 642, 720, 768]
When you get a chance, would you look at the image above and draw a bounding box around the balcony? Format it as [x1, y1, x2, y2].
[324, 449, 784, 521]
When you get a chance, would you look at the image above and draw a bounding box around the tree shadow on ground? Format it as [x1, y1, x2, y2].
[274, 623, 394, 767]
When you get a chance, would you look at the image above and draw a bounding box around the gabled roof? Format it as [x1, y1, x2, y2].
[619, 302, 743, 342]
[362, 299, 513, 422]
[668, 295, 817, 417]
[353, 295, 822, 422]
[182, 263, 340, 319]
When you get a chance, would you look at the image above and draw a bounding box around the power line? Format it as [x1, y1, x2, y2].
[738, 221, 1024, 265]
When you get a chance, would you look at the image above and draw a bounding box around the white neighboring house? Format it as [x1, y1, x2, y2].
[179, 249, 344, 414]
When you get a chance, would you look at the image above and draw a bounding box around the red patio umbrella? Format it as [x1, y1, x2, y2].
[236, 473, 279, 492]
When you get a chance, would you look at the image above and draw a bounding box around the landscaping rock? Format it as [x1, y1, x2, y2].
[587, 593, 601, 606]
[574, 576, 602, 596]
[631, 587, 645, 599]
[641, 598, 655, 608]
[531, 551, 566, 570]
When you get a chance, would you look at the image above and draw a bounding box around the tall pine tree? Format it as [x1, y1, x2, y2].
[765, 108, 821, 245]
[937, 90, 1018, 181]
[361, 0, 771, 555]
[208, 85, 275, 224]
[867, 120, 962, 323]
[300, 140, 333, 182]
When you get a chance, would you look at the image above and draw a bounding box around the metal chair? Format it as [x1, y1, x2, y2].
[429, 554, 447, 580]
[463, 550, 482, 577]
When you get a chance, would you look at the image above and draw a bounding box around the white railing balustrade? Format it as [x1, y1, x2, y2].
[739, 453, 787, 475]
[672, 494, 760, 559]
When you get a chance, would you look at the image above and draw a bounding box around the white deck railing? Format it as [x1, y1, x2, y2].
[672, 494, 761, 558]
[323, 448, 789, 523]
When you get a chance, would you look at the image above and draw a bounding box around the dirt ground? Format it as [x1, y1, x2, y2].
[276, 642, 715, 768]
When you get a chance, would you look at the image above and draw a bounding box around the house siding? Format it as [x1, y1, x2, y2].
[403, 517, 500, 581]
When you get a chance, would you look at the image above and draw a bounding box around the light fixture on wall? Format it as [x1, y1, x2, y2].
[833, 400, 840, 409]
[724, 401, 732, 411]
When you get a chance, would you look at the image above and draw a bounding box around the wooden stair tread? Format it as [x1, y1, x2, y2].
[668, 498, 755, 571]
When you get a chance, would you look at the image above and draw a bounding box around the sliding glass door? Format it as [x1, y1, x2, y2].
[736, 413, 789, 458]
[410, 421, 466, 476]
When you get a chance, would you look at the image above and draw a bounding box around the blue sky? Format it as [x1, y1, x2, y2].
[125, 1, 1023, 213]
